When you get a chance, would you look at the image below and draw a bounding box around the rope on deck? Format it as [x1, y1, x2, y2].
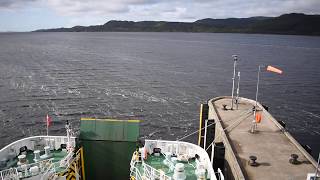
[206, 109, 253, 151]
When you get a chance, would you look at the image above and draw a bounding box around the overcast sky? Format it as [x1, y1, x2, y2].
[0, 0, 319, 31]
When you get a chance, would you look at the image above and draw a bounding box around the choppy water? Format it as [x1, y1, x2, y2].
[0, 32, 319, 158]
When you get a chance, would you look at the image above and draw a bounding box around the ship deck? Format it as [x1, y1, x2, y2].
[25, 150, 67, 165]
[210, 97, 317, 180]
[1, 149, 68, 171]
[135, 154, 204, 179]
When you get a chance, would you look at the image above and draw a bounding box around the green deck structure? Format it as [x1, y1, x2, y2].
[79, 118, 140, 180]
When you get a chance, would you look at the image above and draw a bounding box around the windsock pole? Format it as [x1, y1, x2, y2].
[252, 65, 264, 133]
[255, 65, 264, 111]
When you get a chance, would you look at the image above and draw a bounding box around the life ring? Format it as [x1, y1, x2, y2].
[255, 113, 262, 123]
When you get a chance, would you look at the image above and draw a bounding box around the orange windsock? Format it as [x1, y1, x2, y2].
[267, 65, 283, 74]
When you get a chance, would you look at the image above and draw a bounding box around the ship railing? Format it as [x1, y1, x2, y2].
[216, 168, 225, 180]
[130, 151, 141, 172]
[50, 148, 80, 178]
[130, 158, 135, 172]
[129, 166, 143, 180]
[15, 158, 54, 178]
[41, 161, 57, 180]
[0, 136, 76, 161]
[145, 140, 217, 179]
[161, 152, 175, 171]
[143, 162, 172, 180]
[129, 155, 140, 177]
[0, 168, 19, 180]
[59, 151, 74, 168]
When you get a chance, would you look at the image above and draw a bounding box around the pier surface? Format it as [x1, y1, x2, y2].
[209, 97, 317, 180]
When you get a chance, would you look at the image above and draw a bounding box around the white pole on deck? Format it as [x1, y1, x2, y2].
[211, 142, 214, 165]
[204, 119, 208, 150]
[46, 122, 49, 146]
[236, 71, 241, 109]
[47, 116, 48, 136]
[46, 114, 50, 136]
[252, 65, 264, 133]
[255, 65, 266, 113]
[231, 55, 238, 110]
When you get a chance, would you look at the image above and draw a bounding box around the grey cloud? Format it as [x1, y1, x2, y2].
[45, 0, 156, 16]
[0, 0, 36, 8]
[0, 0, 319, 23]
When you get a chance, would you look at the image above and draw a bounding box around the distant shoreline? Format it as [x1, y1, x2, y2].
[29, 31, 320, 37]
[33, 13, 320, 36]
[1, 32, 320, 38]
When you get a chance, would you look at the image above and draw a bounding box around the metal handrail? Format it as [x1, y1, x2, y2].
[59, 151, 74, 168]
[0, 168, 19, 180]
[161, 152, 175, 171]
[41, 161, 57, 180]
[130, 166, 143, 180]
[143, 163, 171, 180]
[0, 136, 76, 155]
[18, 159, 53, 178]
[0, 158, 55, 180]
[53, 149, 81, 177]
[217, 168, 225, 180]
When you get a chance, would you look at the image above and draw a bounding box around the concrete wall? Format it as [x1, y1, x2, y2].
[207, 96, 318, 180]
[208, 96, 245, 180]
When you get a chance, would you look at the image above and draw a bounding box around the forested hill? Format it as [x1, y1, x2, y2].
[35, 13, 320, 36]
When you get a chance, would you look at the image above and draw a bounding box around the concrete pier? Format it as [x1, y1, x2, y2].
[206, 96, 318, 180]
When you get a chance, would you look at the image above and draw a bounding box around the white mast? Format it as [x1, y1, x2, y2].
[65, 120, 72, 151]
[231, 55, 238, 110]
